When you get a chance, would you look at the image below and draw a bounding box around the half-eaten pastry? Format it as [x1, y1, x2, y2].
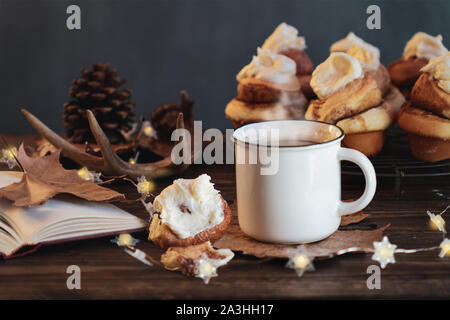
[262, 22, 315, 98]
[149, 174, 232, 249]
[161, 241, 234, 283]
[398, 53, 450, 162]
[225, 48, 307, 128]
[388, 32, 447, 99]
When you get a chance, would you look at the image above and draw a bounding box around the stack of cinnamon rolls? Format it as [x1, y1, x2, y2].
[225, 24, 449, 161]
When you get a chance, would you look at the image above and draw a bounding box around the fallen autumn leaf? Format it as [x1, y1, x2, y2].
[214, 202, 388, 258]
[0, 144, 125, 206]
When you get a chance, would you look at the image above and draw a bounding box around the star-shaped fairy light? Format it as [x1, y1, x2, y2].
[0, 146, 18, 169]
[372, 236, 397, 269]
[128, 151, 140, 165]
[111, 233, 140, 247]
[142, 121, 157, 138]
[136, 175, 155, 196]
[77, 166, 102, 183]
[427, 207, 448, 233]
[195, 253, 219, 284]
[286, 245, 315, 277]
[439, 239, 450, 258]
[111, 233, 153, 267]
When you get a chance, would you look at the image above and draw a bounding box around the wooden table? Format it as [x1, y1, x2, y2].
[0, 134, 449, 299]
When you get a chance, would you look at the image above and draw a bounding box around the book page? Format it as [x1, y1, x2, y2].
[0, 171, 146, 246]
[0, 171, 22, 188]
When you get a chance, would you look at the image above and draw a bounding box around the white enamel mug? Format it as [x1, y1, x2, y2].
[233, 120, 376, 244]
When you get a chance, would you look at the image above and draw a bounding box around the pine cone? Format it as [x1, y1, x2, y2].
[151, 90, 194, 141]
[63, 63, 137, 144]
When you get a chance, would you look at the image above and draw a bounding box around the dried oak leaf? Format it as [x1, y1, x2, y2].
[214, 202, 388, 258]
[0, 144, 125, 206]
[340, 210, 369, 226]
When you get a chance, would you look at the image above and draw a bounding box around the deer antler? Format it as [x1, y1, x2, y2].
[21, 109, 194, 179]
[86, 110, 192, 179]
[21, 109, 111, 174]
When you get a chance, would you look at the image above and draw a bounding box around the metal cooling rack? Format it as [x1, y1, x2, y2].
[341, 126, 450, 178]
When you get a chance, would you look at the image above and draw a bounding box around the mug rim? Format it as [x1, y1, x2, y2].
[232, 119, 345, 150]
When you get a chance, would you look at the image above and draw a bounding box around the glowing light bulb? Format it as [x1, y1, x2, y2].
[118, 233, 133, 246]
[200, 261, 215, 277]
[0, 146, 18, 169]
[372, 236, 397, 269]
[111, 233, 139, 247]
[6, 147, 17, 158]
[77, 167, 91, 180]
[77, 167, 102, 183]
[427, 211, 446, 233]
[294, 254, 310, 270]
[137, 176, 155, 195]
[142, 122, 157, 138]
[128, 151, 141, 165]
[439, 238, 450, 258]
[195, 255, 218, 284]
[144, 126, 153, 136]
[286, 245, 314, 277]
[378, 246, 394, 260]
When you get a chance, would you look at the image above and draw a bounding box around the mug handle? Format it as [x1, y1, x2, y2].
[337, 147, 377, 216]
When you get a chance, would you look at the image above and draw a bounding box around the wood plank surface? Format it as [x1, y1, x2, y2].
[0, 134, 449, 299]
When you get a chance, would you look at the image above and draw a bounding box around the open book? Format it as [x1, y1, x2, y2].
[0, 171, 147, 258]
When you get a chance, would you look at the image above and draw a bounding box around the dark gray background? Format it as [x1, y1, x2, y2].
[0, 0, 448, 133]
